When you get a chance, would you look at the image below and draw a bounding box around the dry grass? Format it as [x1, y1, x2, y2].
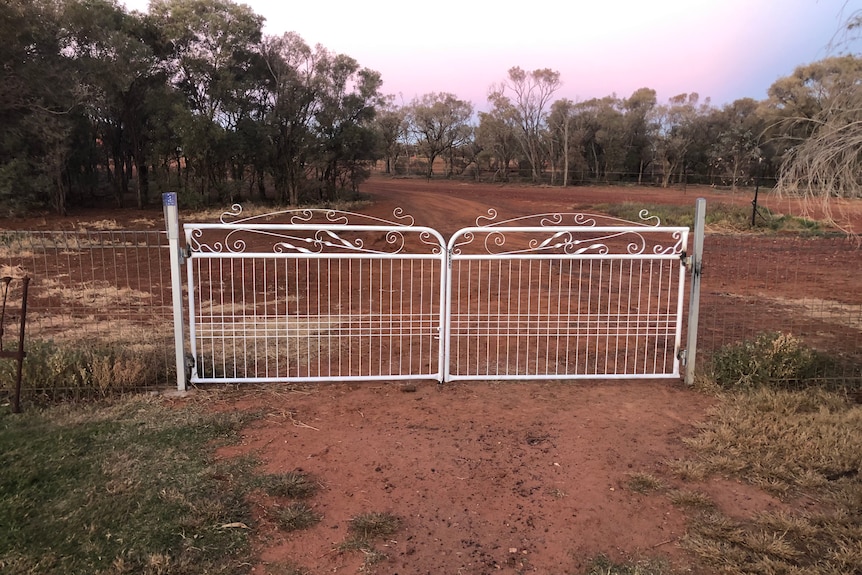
[674, 386, 862, 574]
[667, 489, 715, 510]
[260, 471, 319, 499]
[194, 318, 346, 379]
[39, 278, 155, 307]
[338, 511, 402, 568]
[625, 472, 666, 494]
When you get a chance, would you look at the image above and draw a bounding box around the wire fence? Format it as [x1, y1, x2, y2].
[699, 233, 862, 383]
[0, 230, 175, 396]
[1, 228, 860, 400]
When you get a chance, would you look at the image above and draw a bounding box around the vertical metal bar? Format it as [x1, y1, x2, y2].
[10, 277, 29, 413]
[685, 198, 706, 385]
[672, 231, 690, 377]
[162, 192, 186, 391]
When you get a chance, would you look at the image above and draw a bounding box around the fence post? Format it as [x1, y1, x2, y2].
[685, 198, 706, 385]
[163, 193, 187, 392]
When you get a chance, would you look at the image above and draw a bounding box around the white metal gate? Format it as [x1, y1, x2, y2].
[444, 211, 688, 381]
[182, 206, 690, 385]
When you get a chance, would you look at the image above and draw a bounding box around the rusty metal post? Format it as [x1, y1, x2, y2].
[1, 276, 29, 413]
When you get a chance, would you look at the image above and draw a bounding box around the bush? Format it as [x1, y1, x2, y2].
[708, 332, 832, 390]
[0, 339, 171, 401]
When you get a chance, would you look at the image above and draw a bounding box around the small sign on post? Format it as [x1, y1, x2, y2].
[163, 192, 187, 391]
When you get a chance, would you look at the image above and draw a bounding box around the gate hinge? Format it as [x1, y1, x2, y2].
[677, 348, 687, 367]
[680, 250, 691, 268]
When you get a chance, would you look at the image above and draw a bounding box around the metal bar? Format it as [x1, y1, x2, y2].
[163, 192, 187, 391]
[685, 198, 706, 385]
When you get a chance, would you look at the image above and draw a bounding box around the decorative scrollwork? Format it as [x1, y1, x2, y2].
[187, 205, 436, 255]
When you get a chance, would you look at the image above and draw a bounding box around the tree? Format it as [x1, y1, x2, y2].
[476, 100, 519, 182]
[622, 88, 657, 184]
[150, 0, 264, 201]
[652, 93, 708, 187]
[547, 99, 579, 186]
[489, 67, 561, 182]
[767, 56, 862, 221]
[373, 98, 408, 174]
[708, 98, 763, 189]
[61, 0, 168, 208]
[0, 0, 86, 214]
[262, 32, 320, 205]
[312, 54, 383, 199]
[407, 93, 473, 179]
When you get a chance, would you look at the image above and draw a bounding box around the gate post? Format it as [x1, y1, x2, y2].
[685, 198, 706, 385]
[163, 193, 187, 391]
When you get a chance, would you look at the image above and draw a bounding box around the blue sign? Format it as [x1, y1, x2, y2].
[162, 192, 177, 206]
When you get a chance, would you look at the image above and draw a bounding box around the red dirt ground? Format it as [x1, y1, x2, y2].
[200, 177, 857, 575]
[10, 176, 860, 574]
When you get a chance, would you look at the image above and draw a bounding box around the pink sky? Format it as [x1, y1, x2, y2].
[124, 0, 859, 108]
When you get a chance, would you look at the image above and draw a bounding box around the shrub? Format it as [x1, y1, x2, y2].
[708, 332, 832, 390]
[0, 339, 170, 401]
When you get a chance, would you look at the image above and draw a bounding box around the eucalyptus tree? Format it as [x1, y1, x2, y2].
[622, 88, 657, 184]
[764, 56, 862, 203]
[476, 102, 519, 182]
[593, 96, 627, 181]
[61, 0, 167, 208]
[373, 98, 408, 174]
[651, 93, 708, 188]
[765, 56, 862, 229]
[150, 0, 264, 200]
[570, 98, 605, 180]
[0, 0, 83, 214]
[707, 98, 763, 188]
[312, 54, 383, 199]
[262, 32, 323, 205]
[407, 93, 474, 179]
[547, 98, 578, 186]
[489, 67, 560, 182]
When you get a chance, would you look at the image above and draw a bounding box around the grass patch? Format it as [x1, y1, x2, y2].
[584, 554, 669, 575]
[338, 512, 402, 567]
[625, 472, 666, 494]
[667, 489, 715, 510]
[0, 396, 257, 574]
[589, 202, 826, 234]
[259, 470, 319, 499]
[673, 385, 862, 573]
[273, 502, 321, 532]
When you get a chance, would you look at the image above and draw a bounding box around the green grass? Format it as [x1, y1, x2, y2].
[273, 502, 321, 532]
[588, 201, 826, 234]
[0, 396, 256, 575]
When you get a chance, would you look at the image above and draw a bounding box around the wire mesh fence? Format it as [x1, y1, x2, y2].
[699, 233, 862, 383]
[0, 230, 175, 396]
[1, 226, 860, 399]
